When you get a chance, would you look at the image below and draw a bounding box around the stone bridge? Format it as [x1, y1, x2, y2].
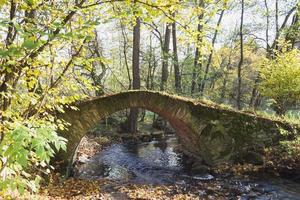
[56, 90, 299, 176]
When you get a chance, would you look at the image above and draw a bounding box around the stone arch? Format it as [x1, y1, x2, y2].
[57, 91, 201, 175]
[56, 90, 298, 176]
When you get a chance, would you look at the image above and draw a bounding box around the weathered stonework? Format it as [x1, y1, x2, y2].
[56, 90, 299, 176]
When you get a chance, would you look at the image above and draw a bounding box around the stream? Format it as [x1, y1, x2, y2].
[76, 134, 300, 199]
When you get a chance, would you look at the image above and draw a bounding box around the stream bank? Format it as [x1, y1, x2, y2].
[34, 114, 300, 200]
[57, 131, 300, 200]
[32, 135, 300, 199]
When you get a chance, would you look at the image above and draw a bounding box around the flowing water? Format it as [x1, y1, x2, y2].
[76, 134, 300, 199]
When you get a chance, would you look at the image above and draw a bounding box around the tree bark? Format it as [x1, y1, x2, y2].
[199, 9, 225, 96]
[275, 0, 279, 34]
[285, 8, 299, 49]
[160, 24, 171, 91]
[236, 0, 244, 110]
[120, 21, 132, 89]
[172, 18, 181, 93]
[146, 34, 153, 89]
[191, 47, 200, 94]
[191, 0, 204, 94]
[249, 77, 261, 108]
[128, 17, 141, 134]
[88, 31, 107, 96]
[1, 0, 17, 111]
[150, 50, 157, 90]
[264, 0, 270, 53]
[220, 73, 228, 103]
[219, 48, 233, 103]
[270, 6, 296, 54]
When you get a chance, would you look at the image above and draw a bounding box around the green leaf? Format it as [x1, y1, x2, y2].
[0, 49, 8, 57]
[22, 39, 37, 49]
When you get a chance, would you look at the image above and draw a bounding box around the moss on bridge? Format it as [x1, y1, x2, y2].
[56, 90, 300, 176]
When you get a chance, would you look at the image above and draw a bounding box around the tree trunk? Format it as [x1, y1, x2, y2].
[199, 9, 225, 96]
[120, 21, 132, 89]
[139, 110, 146, 122]
[160, 24, 171, 91]
[191, 48, 200, 94]
[150, 49, 157, 90]
[220, 73, 228, 103]
[219, 50, 233, 103]
[128, 17, 141, 134]
[275, 0, 279, 34]
[273, 101, 287, 117]
[249, 0, 269, 108]
[264, 0, 270, 53]
[270, 6, 296, 55]
[1, 0, 17, 111]
[146, 35, 153, 89]
[191, 0, 204, 94]
[236, 0, 244, 110]
[249, 76, 261, 108]
[172, 19, 181, 93]
[285, 9, 299, 49]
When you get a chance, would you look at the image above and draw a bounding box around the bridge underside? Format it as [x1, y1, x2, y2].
[56, 90, 299, 176]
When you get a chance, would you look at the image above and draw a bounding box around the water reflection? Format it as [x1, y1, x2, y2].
[98, 135, 182, 184]
[77, 134, 300, 199]
[134, 137, 181, 168]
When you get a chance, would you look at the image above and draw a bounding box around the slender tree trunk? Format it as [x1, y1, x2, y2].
[191, 0, 204, 94]
[120, 21, 132, 89]
[89, 31, 107, 96]
[132, 17, 141, 89]
[1, 0, 17, 111]
[264, 0, 270, 52]
[220, 73, 228, 103]
[160, 24, 171, 91]
[128, 17, 141, 134]
[172, 18, 181, 93]
[275, 0, 279, 34]
[285, 9, 299, 48]
[146, 35, 153, 89]
[270, 6, 296, 54]
[219, 50, 233, 103]
[199, 9, 225, 95]
[236, 0, 244, 110]
[139, 110, 146, 122]
[150, 49, 157, 90]
[249, 1, 270, 108]
[143, 34, 154, 122]
[191, 48, 200, 94]
[249, 77, 260, 108]
[157, 24, 171, 130]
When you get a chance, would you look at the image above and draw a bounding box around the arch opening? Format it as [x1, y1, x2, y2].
[68, 107, 195, 173]
[72, 109, 187, 179]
